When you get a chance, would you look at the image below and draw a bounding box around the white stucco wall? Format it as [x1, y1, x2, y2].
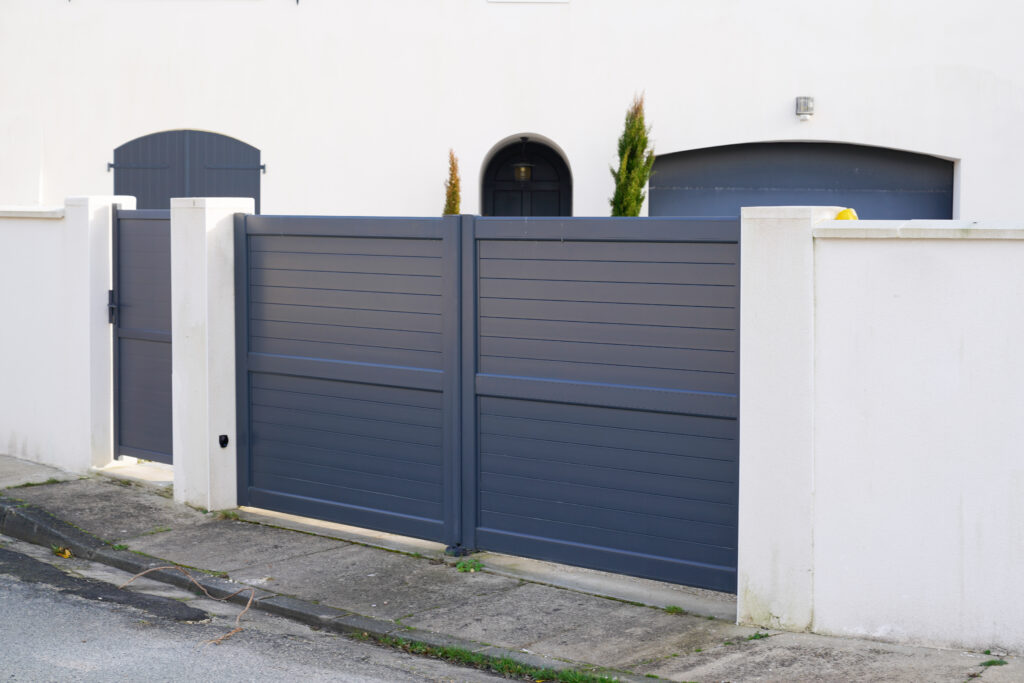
[0, 197, 131, 473]
[739, 209, 1024, 653]
[1, 1, 1022, 217]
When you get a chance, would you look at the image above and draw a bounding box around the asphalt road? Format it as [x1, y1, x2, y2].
[0, 548, 504, 683]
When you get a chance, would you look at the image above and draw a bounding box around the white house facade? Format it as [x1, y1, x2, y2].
[2, 0, 1022, 219]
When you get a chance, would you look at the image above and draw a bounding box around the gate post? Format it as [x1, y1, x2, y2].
[170, 197, 254, 511]
[736, 206, 842, 630]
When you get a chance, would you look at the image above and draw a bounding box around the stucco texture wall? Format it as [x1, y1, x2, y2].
[739, 209, 1024, 653]
[0, 0, 1021, 217]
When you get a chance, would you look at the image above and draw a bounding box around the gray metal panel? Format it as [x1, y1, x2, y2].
[649, 142, 954, 219]
[237, 215, 461, 544]
[113, 209, 173, 464]
[468, 216, 739, 592]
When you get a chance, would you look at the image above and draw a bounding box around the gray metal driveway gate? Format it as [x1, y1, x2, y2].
[112, 208, 173, 464]
[236, 215, 739, 592]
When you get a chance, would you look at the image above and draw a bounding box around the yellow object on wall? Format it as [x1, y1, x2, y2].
[835, 208, 859, 220]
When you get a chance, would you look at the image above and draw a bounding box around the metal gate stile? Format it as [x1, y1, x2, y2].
[237, 215, 738, 591]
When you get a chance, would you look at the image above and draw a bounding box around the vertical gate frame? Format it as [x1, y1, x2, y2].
[440, 214, 464, 553]
[233, 212, 252, 507]
[110, 204, 122, 460]
[457, 215, 479, 554]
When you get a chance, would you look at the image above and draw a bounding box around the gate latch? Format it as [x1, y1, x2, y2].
[107, 290, 118, 324]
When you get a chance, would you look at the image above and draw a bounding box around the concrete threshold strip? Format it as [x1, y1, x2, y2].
[0, 494, 645, 682]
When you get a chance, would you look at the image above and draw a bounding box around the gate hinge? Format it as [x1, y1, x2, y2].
[107, 290, 118, 324]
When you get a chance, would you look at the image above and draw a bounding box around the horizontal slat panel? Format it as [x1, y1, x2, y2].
[478, 356, 736, 394]
[251, 338, 442, 371]
[246, 216, 449, 239]
[255, 454, 442, 502]
[481, 491, 733, 545]
[479, 279, 736, 307]
[480, 421, 735, 461]
[253, 440, 442, 486]
[477, 374, 736, 418]
[251, 320, 441, 353]
[250, 269, 442, 295]
[473, 528, 735, 593]
[251, 473, 443, 521]
[252, 422, 441, 466]
[478, 510, 735, 566]
[479, 337, 736, 373]
[480, 472, 735, 525]
[474, 218, 739, 242]
[479, 432, 736, 480]
[479, 259, 736, 285]
[251, 234, 443, 258]
[480, 318, 736, 351]
[479, 240, 737, 263]
[251, 250, 442, 276]
[252, 404, 442, 447]
[247, 356, 443, 391]
[481, 452, 736, 504]
[480, 298, 736, 329]
[481, 395, 737, 440]
[252, 387, 441, 428]
[251, 286, 442, 315]
[251, 373, 442, 410]
[251, 302, 442, 333]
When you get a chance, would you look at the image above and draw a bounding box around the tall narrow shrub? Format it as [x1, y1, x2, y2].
[610, 95, 656, 216]
[443, 149, 461, 215]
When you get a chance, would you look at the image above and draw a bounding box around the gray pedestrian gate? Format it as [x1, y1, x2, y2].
[235, 215, 739, 592]
[112, 208, 173, 464]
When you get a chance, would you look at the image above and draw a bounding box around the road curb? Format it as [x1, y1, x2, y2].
[0, 494, 641, 681]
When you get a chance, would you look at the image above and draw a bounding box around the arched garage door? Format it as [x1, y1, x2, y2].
[649, 142, 953, 219]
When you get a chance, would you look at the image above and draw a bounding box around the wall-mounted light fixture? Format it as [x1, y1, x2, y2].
[511, 137, 534, 182]
[796, 96, 815, 122]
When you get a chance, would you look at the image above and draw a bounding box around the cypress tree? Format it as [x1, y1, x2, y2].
[610, 95, 656, 216]
[443, 149, 461, 215]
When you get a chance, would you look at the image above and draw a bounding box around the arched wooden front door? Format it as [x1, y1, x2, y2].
[482, 140, 572, 216]
[112, 130, 262, 212]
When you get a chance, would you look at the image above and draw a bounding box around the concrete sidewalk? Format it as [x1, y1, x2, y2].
[0, 455, 1015, 682]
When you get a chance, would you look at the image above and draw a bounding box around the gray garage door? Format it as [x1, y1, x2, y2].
[236, 215, 739, 592]
[650, 142, 954, 219]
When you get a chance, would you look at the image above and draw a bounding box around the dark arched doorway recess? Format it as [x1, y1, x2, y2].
[112, 130, 263, 212]
[482, 138, 572, 216]
[649, 142, 953, 219]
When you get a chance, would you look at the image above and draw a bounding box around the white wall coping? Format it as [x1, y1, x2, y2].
[814, 219, 1024, 240]
[170, 197, 254, 210]
[0, 206, 65, 219]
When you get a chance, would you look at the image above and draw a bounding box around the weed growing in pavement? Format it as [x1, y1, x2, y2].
[9, 477, 62, 488]
[216, 510, 240, 521]
[455, 558, 484, 573]
[111, 544, 128, 551]
[984, 650, 991, 655]
[981, 659, 1008, 667]
[664, 605, 685, 615]
[747, 632, 769, 640]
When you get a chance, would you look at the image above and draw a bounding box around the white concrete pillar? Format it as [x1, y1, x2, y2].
[736, 206, 842, 631]
[68, 195, 136, 470]
[170, 197, 253, 511]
